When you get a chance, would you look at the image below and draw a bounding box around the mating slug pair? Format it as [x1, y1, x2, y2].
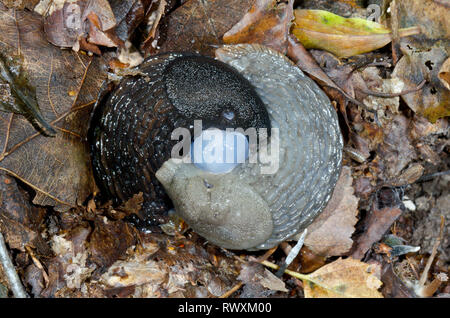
[88, 44, 343, 250]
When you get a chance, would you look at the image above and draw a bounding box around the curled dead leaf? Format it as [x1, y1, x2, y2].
[393, 44, 450, 123]
[292, 9, 420, 58]
[223, 0, 294, 53]
[303, 258, 383, 298]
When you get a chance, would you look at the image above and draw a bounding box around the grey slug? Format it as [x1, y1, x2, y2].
[89, 44, 343, 250]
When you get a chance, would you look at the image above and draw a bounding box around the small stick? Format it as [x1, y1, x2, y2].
[0, 232, 28, 298]
[275, 229, 307, 277]
[357, 80, 426, 98]
[219, 282, 243, 298]
[25, 246, 49, 287]
[419, 216, 445, 287]
[417, 170, 450, 183]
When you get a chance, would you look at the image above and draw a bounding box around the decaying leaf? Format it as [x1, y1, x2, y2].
[304, 166, 359, 257]
[2, 0, 39, 10]
[0, 171, 47, 252]
[158, 0, 253, 56]
[100, 236, 241, 298]
[381, 262, 416, 298]
[141, 0, 169, 55]
[108, 0, 146, 42]
[0, 4, 106, 211]
[303, 258, 383, 298]
[392, 44, 450, 122]
[396, 0, 450, 50]
[438, 58, 450, 90]
[44, 0, 120, 54]
[88, 217, 137, 270]
[292, 9, 420, 58]
[378, 115, 416, 179]
[351, 206, 403, 260]
[392, 0, 450, 122]
[50, 228, 93, 289]
[223, 0, 294, 54]
[238, 262, 287, 294]
[100, 242, 164, 288]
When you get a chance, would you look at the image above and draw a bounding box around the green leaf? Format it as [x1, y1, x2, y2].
[292, 9, 420, 58]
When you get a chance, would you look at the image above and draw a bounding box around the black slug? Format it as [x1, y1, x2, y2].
[88, 51, 271, 228]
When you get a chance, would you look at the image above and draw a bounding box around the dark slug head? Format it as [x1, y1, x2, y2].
[163, 55, 271, 132]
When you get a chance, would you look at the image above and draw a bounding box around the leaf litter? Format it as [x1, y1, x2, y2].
[0, 0, 448, 298]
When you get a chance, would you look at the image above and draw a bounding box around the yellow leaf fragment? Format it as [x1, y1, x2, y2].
[303, 258, 383, 298]
[292, 9, 420, 58]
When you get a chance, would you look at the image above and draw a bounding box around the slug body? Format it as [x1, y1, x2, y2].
[89, 51, 271, 227]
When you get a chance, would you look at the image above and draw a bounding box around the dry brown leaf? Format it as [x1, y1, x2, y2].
[88, 217, 137, 270]
[44, 0, 120, 52]
[223, 0, 293, 53]
[378, 115, 416, 179]
[158, 0, 253, 56]
[438, 57, 450, 91]
[392, 44, 450, 123]
[351, 206, 403, 260]
[392, 0, 450, 122]
[0, 4, 106, 211]
[100, 242, 165, 288]
[304, 166, 359, 257]
[238, 262, 287, 293]
[396, 0, 450, 49]
[257, 268, 288, 292]
[303, 258, 383, 298]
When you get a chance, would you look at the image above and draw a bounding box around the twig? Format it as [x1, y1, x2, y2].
[258, 245, 278, 262]
[275, 229, 307, 277]
[219, 282, 243, 298]
[0, 232, 28, 298]
[390, 0, 401, 65]
[357, 80, 426, 98]
[25, 246, 49, 287]
[419, 215, 445, 287]
[417, 170, 450, 183]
